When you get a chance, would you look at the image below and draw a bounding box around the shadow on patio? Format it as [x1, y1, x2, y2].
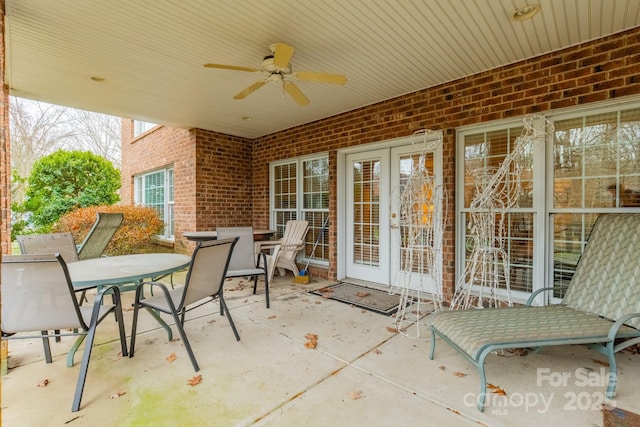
[2, 274, 639, 426]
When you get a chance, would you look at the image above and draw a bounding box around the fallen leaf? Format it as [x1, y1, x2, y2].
[386, 326, 398, 333]
[166, 353, 177, 363]
[487, 383, 507, 396]
[349, 390, 363, 400]
[187, 375, 202, 386]
[373, 348, 382, 354]
[37, 379, 49, 387]
[268, 315, 277, 319]
[493, 388, 507, 396]
[438, 366, 446, 371]
[355, 291, 370, 298]
[453, 371, 467, 378]
[304, 333, 318, 349]
[592, 359, 609, 367]
[109, 391, 126, 399]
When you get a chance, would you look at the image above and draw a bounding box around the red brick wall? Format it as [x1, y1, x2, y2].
[253, 27, 640, 294]
[123, 27, 640, 296]
[121, 123, 253, 253]
[0, 0, 9, 256]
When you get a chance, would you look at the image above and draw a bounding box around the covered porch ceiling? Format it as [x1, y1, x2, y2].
[5, 1, 640, 139]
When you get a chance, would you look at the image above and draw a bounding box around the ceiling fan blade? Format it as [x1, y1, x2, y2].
[283, 81, 310, 106]
[294, 71, 347, 85]
[272, 43, 295, 68]
[203, 63, 258, 73]
[233, 80, 267, 100]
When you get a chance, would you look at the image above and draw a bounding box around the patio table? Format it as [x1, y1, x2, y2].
[66, 253, 191, 366]
[183, 229, 276, 242]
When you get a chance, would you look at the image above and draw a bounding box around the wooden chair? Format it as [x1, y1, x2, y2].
[256, 220, 308, 277]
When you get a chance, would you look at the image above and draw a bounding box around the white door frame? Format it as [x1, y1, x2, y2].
[337, 134, 443, 284]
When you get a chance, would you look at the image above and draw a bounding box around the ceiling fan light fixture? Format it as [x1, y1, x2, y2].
[512, 4, 539, 21]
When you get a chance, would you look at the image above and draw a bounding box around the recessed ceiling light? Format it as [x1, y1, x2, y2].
[90, 76, 106, 82]
[512, 4, 540, 21]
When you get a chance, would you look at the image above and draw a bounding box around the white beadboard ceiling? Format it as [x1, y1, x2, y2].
[5, 0, 640, 139]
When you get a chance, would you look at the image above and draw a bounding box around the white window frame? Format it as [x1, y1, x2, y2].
[134, 166, 174, 240]
[456, 98, 640, 305]
[270, 154, 329, 267]
[133, 120, 157, 138]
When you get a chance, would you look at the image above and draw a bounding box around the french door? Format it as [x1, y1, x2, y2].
[343, 136, 443, 290]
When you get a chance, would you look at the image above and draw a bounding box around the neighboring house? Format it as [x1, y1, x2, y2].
[121, 27, 640, 305]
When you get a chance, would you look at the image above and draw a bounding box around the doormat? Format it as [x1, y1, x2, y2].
[309, 282, 401, 315]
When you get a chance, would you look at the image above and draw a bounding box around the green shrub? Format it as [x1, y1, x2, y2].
[53, 205, 164, 255]
[23, 150, 120, 230]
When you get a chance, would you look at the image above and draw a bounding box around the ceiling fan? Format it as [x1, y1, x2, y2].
[203, 43, 347, 106]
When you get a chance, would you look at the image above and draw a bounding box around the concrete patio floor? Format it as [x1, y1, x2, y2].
[2, 274, 639, 427]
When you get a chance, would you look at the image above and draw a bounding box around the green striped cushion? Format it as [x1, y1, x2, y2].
[431, 305, 639, 359]
[563, 214, 640, 329]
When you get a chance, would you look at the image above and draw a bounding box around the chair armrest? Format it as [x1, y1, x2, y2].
[279, 240, 304, 250]
[526, 287, 554, 306]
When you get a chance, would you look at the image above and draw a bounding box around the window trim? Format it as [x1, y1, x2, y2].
[455, 98, 640, 305]
[133, 166, 174, 240]
[270, 153, 330, 267]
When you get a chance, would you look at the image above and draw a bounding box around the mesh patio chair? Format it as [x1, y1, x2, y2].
[17, 232, 80, 263]
[129, 237, 240, 372]
[217, 227, 279, 309]
[77, 212, 124, 260]
[255, 220, 308, 277]
[17, 232, 86, 339]
[1, 254, 128, 412]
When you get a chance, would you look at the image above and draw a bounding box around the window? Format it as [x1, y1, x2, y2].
[457, 103, 640, 304]
[134, 167, 174, 239]
[551, 107, 640, 297]
[271, 156, 329, 265]
[133, 120, 157, 137]
[459, 125, 536, 300]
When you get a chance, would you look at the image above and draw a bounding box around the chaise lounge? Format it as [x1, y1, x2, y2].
[429, 213, 640, 412]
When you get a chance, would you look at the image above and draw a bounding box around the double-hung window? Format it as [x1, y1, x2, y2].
[457, 102, 640, 305]
[134, 167, 174, 240]
[271, 155, 329, 265]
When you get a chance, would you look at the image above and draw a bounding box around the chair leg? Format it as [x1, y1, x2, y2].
[129, 285, 146, 357]
[264, 273, 270, 309]
[110, 288, 128, 358]
[71, 327, 95, 412]
[219, 296, 240, 342]
[40, 331, 53, 364]
[170, 309, 199, 372]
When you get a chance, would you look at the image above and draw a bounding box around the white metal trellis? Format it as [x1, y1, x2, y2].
[451, 115, 551, 310]
[392, 129, 446, 340]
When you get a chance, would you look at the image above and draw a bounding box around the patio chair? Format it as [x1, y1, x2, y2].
[129, 237, 240, 372]
[17, 232, 80, 263]
[77, 212, 124, 260]
[17, 232, 85, 339]
[1, 254, 128, 412]
[255, 220, 308, 277]
[429, 213, 640, 412]
[217, 227, 279, 308]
